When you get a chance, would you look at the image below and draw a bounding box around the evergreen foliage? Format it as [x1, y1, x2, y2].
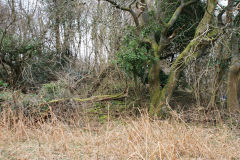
[116, 27, 156, 83]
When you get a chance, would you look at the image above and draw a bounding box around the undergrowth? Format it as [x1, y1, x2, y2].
[0, 72, 239, 160]
[0, 107, 239, 160]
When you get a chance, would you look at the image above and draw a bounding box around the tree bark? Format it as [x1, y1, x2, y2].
[149, 0, 218, 115]
[149, 61, 162, 114]
[53, 0, 61, 54]
[227, 66, 240, 112]
[227, 33, 240, 113]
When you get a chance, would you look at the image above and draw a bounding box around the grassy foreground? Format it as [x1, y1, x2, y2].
[0, 112, 239, 160]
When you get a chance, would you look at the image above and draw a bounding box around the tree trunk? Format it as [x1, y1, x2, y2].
[150, 0, 218, 115]
[149, 61, 162, 114]
[53, 0, 61, 54]
[227, 67, 240, 112]
[63, 22, 71, 57]
[227, 33, 240, 113]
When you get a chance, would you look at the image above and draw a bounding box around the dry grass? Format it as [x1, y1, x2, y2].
[0, 111, 239, 160]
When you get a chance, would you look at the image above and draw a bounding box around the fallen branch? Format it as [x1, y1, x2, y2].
[40, 92, 128, 106]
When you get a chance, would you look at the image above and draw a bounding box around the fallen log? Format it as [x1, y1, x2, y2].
[40, 92, 128, 106]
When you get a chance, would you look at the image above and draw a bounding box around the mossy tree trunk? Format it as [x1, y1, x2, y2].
[147, 0, 201, 115]
[149, 61, 161, 113]
[150, 0, 218, 115]
[104, 0, 219, 116]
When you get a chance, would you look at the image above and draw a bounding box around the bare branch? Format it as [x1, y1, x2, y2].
[234, 1, 240, 11]
[217, 3, 225, 10]
[102, 0, 140, 27]
[128, 0, 137, 8]
[158, 0, 196, 49]
[217, 9, 225, 26]
[102, 0, 131, 12]
[167, 0, 197, 29]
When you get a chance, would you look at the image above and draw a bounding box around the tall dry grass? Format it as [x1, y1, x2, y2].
[0, 109, 239, 160]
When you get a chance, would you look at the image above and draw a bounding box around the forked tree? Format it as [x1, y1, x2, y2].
[102, 0, 239, 115]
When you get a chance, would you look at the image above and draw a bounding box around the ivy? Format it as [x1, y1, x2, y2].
[0, 80, 8, 87]
[116, 27, 156, 82]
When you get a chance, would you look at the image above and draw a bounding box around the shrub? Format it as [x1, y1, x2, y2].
[39, 81, 71, 102]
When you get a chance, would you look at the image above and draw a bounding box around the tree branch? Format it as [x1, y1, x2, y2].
[158, 0, 196, 51]
[102, 0, 139, 27]
[103, 0, 130, 11]
[217, 9, 225, 26]
[40, 92, 128, 106]
[166, 0, 197, 29]
[128, 0, 137, 8]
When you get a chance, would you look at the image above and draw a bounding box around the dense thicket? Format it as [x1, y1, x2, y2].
[0, 0, 239, 117]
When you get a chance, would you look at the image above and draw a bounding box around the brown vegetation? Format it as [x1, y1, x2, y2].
[0, 111, 239, 160]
